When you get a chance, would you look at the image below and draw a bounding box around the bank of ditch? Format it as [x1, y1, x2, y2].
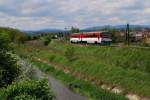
[14, 41, 150, 99]
[28, 57, 127, 100]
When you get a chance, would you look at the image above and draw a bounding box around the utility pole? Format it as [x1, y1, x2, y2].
[126, 24, 130, 45]
[64, 27, 70, 41]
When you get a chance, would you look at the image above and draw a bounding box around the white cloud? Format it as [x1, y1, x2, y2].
[0, 0, 149, 30]
[0, 12, 66, 30]
[143, 8, 150, 14]
[0, 0, 9, 4]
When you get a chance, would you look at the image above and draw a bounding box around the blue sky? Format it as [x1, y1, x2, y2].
[0, 0, 150, 30]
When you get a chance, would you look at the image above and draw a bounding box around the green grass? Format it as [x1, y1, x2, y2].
[14, 40, 150, 98]
[30, 59, 127, 100]
[49, 40, 150, 72]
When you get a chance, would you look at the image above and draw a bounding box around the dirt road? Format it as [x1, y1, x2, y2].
[34, 64, 87, 100]
[48, 75, 87, 100]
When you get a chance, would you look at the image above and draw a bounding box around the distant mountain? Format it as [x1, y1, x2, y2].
[36, 29, 64, 33]
[113, 25, 150, 30]
[22, 25, 150, 35]
[81, 25, 150, 32]
[81, 25, 109, 32]
[23, 28, 64, 35]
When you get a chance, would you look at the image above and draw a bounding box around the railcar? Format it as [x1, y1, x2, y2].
[70, 32, 112, 44]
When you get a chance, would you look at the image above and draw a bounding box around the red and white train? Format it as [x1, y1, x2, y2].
[70, 31, 112, 44]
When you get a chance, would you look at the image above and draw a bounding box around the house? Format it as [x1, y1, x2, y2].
[143, 29, 150, 43]
[131, 29, 150, 43]
[131, 32, 143, 42]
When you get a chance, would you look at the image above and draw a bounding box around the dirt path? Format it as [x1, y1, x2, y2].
[20, 59, 87, 100]
[48, 75, 87, 100]
[33, 64, 87, 100]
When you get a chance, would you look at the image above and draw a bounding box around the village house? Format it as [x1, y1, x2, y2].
[143, 28, 150, 43]
[131, 28, 150, 43]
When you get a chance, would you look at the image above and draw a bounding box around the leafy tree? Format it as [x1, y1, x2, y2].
[109, 28, 120, 43]
[70, 26, 80, 33]
[102, 27, 120, 43]
[15, 32, 28, 43]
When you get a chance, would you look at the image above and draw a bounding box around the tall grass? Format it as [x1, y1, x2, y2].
[30, 59, 127, 100]
[49, 41, 150, 73]
[14, 40, 150, 97]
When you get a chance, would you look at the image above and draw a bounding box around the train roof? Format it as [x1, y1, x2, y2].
[71, 31, 109, 34]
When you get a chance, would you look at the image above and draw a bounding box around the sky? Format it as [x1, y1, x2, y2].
[0, 0, 150, 30]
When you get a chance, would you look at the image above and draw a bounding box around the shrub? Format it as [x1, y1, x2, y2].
[0, 51, 20, 87]
[0, 80, 55, 100]
[15, 33, 28, 44]
[49, 55, 56, 61]
[0, 33, 11, 50]
[64, 47, 77, 62]
[40, 36, 52, 46]
[12, 94, 37, 100]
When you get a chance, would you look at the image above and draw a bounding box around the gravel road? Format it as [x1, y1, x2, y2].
[48, 75, 87, 100]
[33, 64, 87, 100]
[20, 59, 87, 100]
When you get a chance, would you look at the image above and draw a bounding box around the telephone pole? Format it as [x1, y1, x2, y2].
[126, 24, 130, 45]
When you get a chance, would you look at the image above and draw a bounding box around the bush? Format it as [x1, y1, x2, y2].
[49, 55, 56, 61]
[15, 33, 28, 44]
[12, 94, 37, 100]
[64, 47, 77, 62]
[0, 80, 55, 100]
[40, 36, 52, 46]
[0, 51, 20, 87]
[0, 33, 11, 50]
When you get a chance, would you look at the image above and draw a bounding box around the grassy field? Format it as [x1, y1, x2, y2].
[29, 58, 127, 100]
[15, 40, 150, 98]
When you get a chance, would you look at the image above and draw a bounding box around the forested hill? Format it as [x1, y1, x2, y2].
[0, 27, 27, 43]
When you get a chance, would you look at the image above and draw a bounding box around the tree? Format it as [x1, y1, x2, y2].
[15, 32, 28, 43]
[102, 27, 120, 43]
[109, 28, 120, 43]
[70, 26, 80, 33]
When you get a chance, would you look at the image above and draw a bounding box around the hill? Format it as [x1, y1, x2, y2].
[81, 25, 150, 32]
[22, 25, 150, 35]
[0, 27, 27, 43]
[23, 28, 64, 35]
